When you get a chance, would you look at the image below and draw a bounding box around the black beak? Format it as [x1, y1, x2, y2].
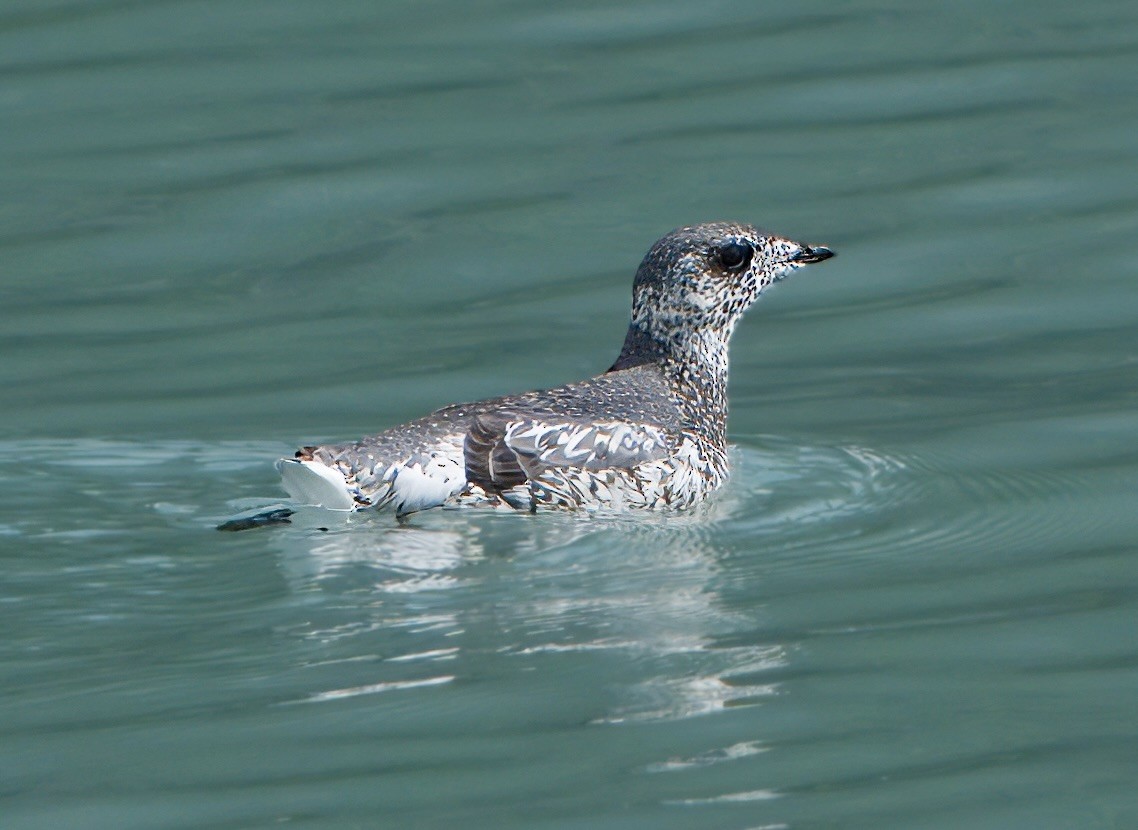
[793, 244, 835, 264]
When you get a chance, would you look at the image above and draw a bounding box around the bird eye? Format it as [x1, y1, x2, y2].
[714, 242, 753, 272]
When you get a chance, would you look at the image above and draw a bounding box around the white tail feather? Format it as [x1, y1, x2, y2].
[275, 458, 356, 510]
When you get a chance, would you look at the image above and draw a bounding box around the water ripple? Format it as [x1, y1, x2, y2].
[728, 436, 1108, 574]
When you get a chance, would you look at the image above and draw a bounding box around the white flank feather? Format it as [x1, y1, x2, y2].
[389, 456, 466, 516]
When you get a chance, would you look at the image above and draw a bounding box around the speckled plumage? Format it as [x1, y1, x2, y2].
[277, 222, 833, 516]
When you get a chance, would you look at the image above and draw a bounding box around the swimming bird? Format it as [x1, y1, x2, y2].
[277, 222, 833, 516]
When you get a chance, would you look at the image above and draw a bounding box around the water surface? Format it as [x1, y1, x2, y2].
[3, 1, 1138, 828]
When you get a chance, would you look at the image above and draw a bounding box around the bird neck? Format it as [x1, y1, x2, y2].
[609, 321, 733, 446]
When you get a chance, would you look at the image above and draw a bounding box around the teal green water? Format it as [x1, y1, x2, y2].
[4, 1, 1138, 828]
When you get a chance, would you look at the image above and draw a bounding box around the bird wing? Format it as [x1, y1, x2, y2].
[464, 411, 674, 490]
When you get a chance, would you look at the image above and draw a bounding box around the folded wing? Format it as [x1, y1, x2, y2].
[465, 411, 674, 495]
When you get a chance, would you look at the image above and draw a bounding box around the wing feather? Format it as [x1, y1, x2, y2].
[465, 412, 528, 490]
[464, 410, 674, 491]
